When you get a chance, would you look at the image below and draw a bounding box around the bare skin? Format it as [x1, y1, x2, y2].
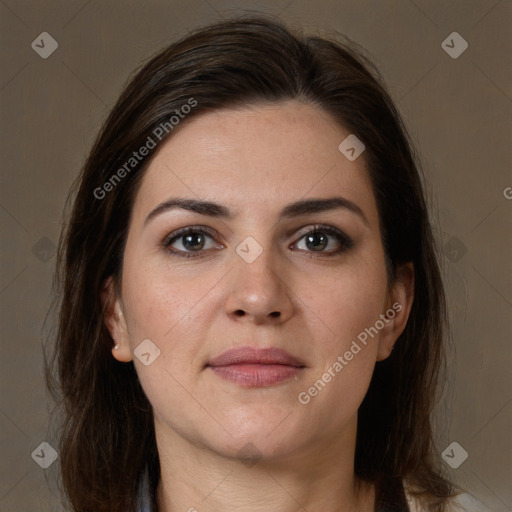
[103, 100, 414, 511]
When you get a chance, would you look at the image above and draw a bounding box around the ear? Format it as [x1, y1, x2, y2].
[100, 276, 133, 362]
[376, 262, 414, 361]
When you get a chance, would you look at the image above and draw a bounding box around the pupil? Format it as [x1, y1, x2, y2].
[184, 233, 204, 250]
[307, 232, 327, 251]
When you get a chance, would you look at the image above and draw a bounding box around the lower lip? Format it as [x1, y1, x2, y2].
[208, 364, 303, 387]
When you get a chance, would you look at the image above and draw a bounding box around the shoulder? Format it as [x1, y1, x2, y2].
[404, 486, 491, 512]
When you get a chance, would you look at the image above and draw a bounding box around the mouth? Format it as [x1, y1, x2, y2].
[206, 346, 306, 387]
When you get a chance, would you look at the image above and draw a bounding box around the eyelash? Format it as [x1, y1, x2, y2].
[162, 224, 354, 259]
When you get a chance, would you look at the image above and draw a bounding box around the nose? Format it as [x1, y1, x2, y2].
[224, 245, 294, 325]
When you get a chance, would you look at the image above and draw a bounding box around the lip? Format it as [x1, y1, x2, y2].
[206, 346, 306, 387]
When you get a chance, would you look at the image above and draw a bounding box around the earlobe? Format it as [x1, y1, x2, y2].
[100, 276, 133, 363]
[376, 263, 414, 361]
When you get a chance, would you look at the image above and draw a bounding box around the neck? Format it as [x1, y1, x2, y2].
[153, 418, 375, 512]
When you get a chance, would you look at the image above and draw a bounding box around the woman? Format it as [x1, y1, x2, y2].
[46, 15, 487, 512]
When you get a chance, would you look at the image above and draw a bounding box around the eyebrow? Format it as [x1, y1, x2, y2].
[144, 196, 369, 226]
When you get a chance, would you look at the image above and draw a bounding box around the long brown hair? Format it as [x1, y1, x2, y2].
[46, 14, 460, 511]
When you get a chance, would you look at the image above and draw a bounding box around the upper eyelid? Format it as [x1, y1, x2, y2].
[163, 225, 217, 242]
[291, 224, 345, 238]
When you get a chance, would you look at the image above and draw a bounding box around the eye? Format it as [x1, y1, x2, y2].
[292, 225, 353, 255]
[163, 226, 222, 258]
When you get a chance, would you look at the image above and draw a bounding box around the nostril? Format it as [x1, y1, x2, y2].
[235, 310, 245, 316]
[269, 311, 280, 318]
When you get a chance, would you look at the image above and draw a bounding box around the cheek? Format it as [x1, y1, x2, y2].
[120, 256, 217, 391]
[297, 285, 383, 434]
[121, 255, 206, 340]
[296, 250, 388, 408]
[120, 260, 208, 420]
[301, 256, 388, 347]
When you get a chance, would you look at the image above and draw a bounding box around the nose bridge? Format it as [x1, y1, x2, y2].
[226, 234, 292, 321]
[235, 237, 280, 295]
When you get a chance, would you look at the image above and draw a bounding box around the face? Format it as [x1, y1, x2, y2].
[104, 100, 413, 463]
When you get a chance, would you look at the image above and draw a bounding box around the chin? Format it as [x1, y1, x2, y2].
[213, 436, 302, 465]
[207, 415, 310, 462]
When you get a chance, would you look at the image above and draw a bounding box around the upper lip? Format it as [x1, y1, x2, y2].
[206, 346, 306, 368]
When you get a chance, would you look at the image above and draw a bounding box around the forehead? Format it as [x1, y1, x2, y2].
[133, 100, 377, 224]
